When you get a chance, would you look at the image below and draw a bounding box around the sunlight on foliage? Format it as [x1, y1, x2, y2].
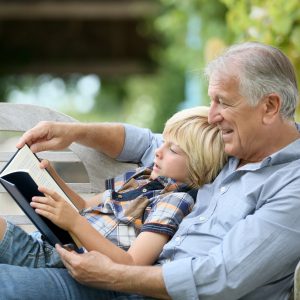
[1, 0, 300, 128]
[219, 0, 300, 119]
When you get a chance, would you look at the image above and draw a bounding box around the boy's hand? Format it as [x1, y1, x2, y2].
[39, 159, 50, 170]
[30, 186, 81, 231]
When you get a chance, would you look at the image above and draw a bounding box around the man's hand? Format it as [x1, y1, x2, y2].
[56, 244, 170, 299]
[56, 244, 117, 289]
[17, 121, 75, 153]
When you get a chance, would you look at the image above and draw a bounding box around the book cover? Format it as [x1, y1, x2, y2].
[0, 145, 81, 251]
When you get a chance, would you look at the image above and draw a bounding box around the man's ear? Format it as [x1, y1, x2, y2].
[262, 93, 281, 124]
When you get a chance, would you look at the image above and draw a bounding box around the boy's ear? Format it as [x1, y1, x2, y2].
[262, 93, 281, 124]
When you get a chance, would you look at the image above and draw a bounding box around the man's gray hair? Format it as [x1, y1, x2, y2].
[204, 42, 299, 119]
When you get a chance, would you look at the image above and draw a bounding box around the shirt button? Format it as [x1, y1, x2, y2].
[199, 216, 206, 222]
[220, 186, 226, 194]
[175, 236, 181, 245]
[142, 188, 147, 192]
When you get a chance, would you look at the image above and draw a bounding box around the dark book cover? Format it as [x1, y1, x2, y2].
[0, 170, 80, 251]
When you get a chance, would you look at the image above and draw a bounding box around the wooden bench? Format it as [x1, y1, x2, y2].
[0, 102, 135, 231]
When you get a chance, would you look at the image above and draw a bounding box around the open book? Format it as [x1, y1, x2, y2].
[0, 144, 81, 252]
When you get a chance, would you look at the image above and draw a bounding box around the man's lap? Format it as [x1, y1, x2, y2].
[0, 221, 63, 267]
[0, 222, 153, 299]
[0, 264, 152, 299]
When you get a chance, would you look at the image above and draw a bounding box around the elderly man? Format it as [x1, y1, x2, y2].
[1, 42, 300, 300]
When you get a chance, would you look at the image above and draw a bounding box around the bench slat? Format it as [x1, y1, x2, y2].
[0, 151, 81, 162]
[2, 214, 30, 225]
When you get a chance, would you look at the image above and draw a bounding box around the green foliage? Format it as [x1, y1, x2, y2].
[222, 0, 299, 43]
[127, 0, 300, 129]
[123, 0, 228, 132]
[123, 69, 185, 132]
[218, 0, 300, 119]
[2, 1, 300, 127]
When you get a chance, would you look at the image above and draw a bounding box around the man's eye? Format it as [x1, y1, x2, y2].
[220, 101, 229, 107]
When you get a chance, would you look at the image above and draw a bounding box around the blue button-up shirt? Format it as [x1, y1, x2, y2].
[118, 124, 300, 300]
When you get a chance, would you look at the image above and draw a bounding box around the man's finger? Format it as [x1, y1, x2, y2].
[56, 244, 77, 264]
[56, 244, 82, 277]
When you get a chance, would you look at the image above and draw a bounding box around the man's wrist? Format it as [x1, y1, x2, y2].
[110, 264, 170, 299]
[68, 123, 85, 142]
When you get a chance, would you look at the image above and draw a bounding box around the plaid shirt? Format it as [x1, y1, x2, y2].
[81, 167, 195, 250]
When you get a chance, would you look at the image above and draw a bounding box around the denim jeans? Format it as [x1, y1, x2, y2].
[0, 222, 151, 299]
[0, 264, 152, 299]
[0, 221, 63, 267]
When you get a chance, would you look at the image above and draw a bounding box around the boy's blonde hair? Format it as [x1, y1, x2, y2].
[163, 106, 227, 188]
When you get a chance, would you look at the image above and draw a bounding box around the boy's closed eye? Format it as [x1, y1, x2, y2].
[169, 146, 178, 154]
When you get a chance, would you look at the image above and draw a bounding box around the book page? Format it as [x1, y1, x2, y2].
[1, 145, 77, 210]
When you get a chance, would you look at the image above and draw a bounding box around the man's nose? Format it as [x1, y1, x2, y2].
[208, 102, 223, 124]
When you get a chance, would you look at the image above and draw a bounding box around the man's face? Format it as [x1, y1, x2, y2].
[208, 72, 265, 163]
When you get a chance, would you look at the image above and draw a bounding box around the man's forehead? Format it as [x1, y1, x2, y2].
[208, 73, 239, 96]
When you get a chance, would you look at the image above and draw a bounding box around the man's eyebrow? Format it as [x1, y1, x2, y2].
[210, 93, 228, 101]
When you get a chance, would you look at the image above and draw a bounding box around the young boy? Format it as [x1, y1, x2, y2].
[1, 106, 226, 268]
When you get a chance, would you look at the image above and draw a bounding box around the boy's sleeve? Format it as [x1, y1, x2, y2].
[141, 192, 194, 237]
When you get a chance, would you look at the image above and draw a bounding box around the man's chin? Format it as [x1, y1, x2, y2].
[224, 145, 236, 157]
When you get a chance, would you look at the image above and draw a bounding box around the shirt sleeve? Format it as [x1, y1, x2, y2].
[162, 177, 300, 299]
[141, 192, 194, 237]
[117, 124, 163, 167]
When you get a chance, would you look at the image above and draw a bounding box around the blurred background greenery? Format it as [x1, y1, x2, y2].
[0, 0, 300, 132]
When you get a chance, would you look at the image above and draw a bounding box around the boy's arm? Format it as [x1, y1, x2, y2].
[41, 160, 102, 210]
[84, 194, 104, 208]
[68, 191, 186, 265]
[32, 185, 169, 266]
[68, 215, 169, 265]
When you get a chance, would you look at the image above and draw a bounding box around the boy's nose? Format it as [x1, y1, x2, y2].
[155, 145, 163, 158]
[155, 148, 160, 158]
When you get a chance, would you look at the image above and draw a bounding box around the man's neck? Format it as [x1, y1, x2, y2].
[238, 121, 300, 168]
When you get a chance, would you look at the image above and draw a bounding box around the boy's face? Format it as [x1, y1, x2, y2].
[151, 136, 189, 183]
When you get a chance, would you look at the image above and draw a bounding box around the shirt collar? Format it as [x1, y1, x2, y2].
[229, 138, 300, 171]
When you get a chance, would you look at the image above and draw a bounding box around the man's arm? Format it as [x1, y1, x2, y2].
[17, 121, 163, 166]
[17, 121, 126, 158]
[56, 245, 171, 299]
